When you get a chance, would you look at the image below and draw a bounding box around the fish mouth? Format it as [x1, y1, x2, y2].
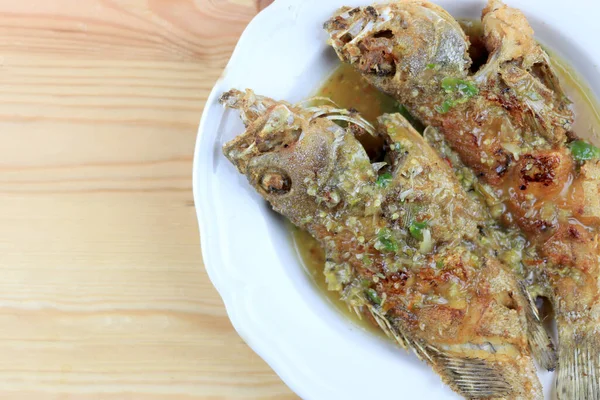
[219, 89, 283, 127]
[324, 5, 397, 76]
[220, 89, 303, 174]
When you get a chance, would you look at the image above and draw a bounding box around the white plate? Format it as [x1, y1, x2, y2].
[193, 1, 600, 398]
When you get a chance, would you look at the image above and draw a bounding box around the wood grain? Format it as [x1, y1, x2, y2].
[0, 0, 296, 398]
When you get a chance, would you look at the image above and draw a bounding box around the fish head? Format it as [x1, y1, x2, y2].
[221, 89, 377, 227]
[324, 1, 471, 93]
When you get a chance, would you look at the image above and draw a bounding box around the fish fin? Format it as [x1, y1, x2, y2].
[428, 347, 512, 398]
[556, 327, 600, 400]
[498, 64, 572, 144]
[367, 305, 434, 363]
[519, 282, 557, 370]
[367, 306, 513, 398]
[351, 305, 363, 320]
[367, 305, 410, 351]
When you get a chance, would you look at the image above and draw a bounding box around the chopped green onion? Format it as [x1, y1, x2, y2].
[376, 172, 393, 188]
[437, 78, 478, 113]
[377, 228, 398, 252]
[441, 78, 458, 93]
[426, 63, 437, 69]
[419, 228, 433, 253]
[409, 221, 428, 241]
[365, 288, 382, 305]
[570, 140, 600, 161]
[441, 77, 479, 97]
[435, 99, 454, 114]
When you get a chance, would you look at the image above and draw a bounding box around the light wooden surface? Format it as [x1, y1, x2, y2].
[0, 0, 296, 398]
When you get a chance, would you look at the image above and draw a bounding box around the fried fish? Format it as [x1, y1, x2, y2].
[221, 88, 548, 399]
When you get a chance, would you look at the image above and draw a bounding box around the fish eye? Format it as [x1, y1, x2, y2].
[260, 170, 292, 195]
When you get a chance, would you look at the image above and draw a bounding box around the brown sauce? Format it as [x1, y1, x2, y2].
[316, 64, 399, 124]
[291, 24, 600, 331]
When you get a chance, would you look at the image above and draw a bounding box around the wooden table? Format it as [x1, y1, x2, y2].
[0, 0, 295, 398]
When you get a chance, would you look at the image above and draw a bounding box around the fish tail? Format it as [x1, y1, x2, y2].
[556, 321, 600, 399]
[519, 282, 557, 370]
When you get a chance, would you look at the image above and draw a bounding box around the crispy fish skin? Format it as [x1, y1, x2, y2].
[221, 89, 544, 399]
[324, 1, 599, 397]
[324, 0, 572, 185]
